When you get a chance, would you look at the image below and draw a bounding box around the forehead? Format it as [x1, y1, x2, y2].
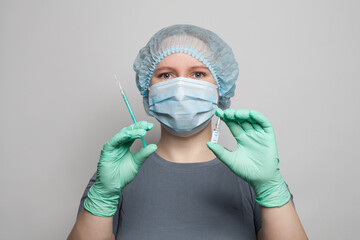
[156, 53, 208, 69]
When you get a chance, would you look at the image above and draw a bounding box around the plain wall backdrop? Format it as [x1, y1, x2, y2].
[1, 0, 359, 239]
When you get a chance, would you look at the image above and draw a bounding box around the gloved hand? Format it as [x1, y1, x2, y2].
[84, 121, 157, 216]
[207, 109, 290, 207]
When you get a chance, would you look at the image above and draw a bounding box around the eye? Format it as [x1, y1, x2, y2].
[192, 72, 204, 79]
[159, 73, 172, 79]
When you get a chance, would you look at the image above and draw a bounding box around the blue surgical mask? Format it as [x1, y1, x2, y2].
[148, 77, 218, 137]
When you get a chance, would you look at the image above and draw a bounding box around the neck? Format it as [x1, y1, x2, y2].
[156, 121, 216, 163]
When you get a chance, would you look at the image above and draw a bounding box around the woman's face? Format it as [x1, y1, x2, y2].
[150, 53, 217, 86]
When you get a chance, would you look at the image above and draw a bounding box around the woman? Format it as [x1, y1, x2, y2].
[68, 24, 308, 239]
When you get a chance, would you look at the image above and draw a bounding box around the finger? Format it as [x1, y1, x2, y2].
[216, 108, 246, 138]
[133, 144, 158, 166]
[240, 121, 253, 132]
[215, 108, 225, 121]
[126, 121, 154, 131]
[106, 121, 153, 150]
[234, 110, 252, 123]
[223, 109, 252, 124]
[117, 128, 147, 144]
[252, 123, 264, 133]
[249, 110, 273, 132]
[224, 120, 245, 138]
[206, 142, 234, 166]
[223, 109, 236, 120]
[105, 128, 147, 150]
[217, 109, 239, 123]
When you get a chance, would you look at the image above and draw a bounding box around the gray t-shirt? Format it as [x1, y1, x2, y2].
[78, 152, 264, 239]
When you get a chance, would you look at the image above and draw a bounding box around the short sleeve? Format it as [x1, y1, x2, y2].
[76, 171, 123, 236]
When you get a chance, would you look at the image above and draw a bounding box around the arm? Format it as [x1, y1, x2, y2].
[67, 121, 157, 240]
[207, 109, 307, 239]
[257, 200, 307, 240]
[67, 208, 115, 240]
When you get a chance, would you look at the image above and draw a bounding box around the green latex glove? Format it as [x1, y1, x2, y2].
[84, 121, 157, 216]
[207, 109, 290, 207]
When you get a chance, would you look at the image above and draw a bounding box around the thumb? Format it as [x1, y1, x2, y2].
[133, 144, 157, 166]
[206, 142, 233, 166]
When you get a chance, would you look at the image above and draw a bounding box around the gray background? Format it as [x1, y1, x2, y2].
[1, 0, 359, 239]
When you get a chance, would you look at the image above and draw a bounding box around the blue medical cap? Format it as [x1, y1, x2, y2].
[133, 24, 239, 110]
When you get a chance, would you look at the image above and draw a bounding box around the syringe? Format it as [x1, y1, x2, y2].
[211, 117, 221, 143]
[113, 74, 147, 147]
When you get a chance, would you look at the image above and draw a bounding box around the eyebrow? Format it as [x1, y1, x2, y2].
[154, 67, 175, 73]
[188, 66, 210, 71]
[154, 65, 210, 73]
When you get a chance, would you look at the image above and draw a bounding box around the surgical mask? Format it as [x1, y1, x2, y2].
[148, 77, 218, 137]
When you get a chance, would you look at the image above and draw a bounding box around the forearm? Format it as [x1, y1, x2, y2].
[258, 200, 308, 240]
[67, 207, 115, 240]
